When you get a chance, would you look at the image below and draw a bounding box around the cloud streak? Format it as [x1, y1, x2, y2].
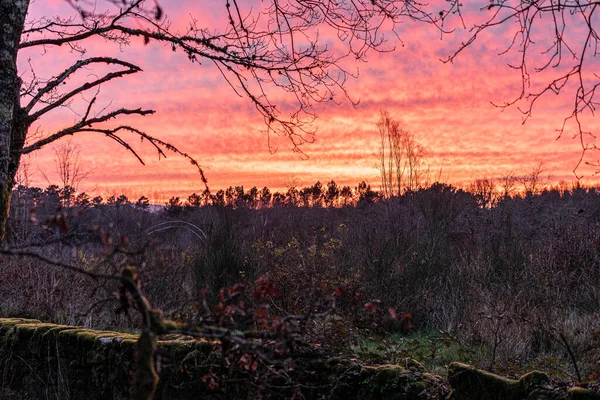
[19, 1, 600, 200]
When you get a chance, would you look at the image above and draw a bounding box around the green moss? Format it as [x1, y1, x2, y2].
[327, 359, 440, 399]
[57, 328, 105, 347]
[448, 362, 552, 400]
[0, 318, 41, 327]
[10, 321, 56, 342]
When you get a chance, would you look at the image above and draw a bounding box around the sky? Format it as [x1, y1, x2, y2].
[17, 0, 600, 202]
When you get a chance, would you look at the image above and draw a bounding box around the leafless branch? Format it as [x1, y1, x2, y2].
[439, 0, 600, 174]
[0, 248, 119, 281]
[25, 57, 142, 119]
[22, 107, 154, 153]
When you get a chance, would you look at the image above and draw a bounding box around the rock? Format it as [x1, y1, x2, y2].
[447, 362, 565, 400]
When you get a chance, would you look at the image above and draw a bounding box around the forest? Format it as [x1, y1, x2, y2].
[3, 178, 600, 397]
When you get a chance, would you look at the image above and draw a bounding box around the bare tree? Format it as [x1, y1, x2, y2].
[376, 110, 428, 196]
[468, 176, 497, 208]
[438, 1, 600, 174]
[520, 162, 550, 195]
[403, 130, 429, 192]
[39, 140, 91, 206]
[52, 140, 90, 193]
[14, 153, 33, 188]
[377, 110, 404, 198]
[0, 0, 439, 240]
[498, 172, 519, 199]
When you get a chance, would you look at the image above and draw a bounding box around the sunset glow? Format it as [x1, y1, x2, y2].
[18, 0, 600, 202]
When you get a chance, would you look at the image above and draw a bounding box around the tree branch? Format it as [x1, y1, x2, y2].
[18, 0, 442, 153]
[0, 248, 119, 281]
[25, 57, 142, 119]
[439, 0, 600, 174]
[21, 107, 155, 154]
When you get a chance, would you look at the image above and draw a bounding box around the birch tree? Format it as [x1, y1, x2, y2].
[376, 110, 428, 197]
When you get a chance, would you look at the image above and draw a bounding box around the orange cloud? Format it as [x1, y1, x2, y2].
[19, 1, 600, 201]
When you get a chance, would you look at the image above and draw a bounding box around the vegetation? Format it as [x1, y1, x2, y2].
[4, 1, 600, 396]
[3, 178, 600, 396]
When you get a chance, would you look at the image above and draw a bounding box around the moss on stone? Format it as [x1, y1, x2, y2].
[448, 362, 556, 400]
[4, 318, 598, 400]
[326, 359, 440, 399]
[0, 318, 139, 398]
[0, 318, 41, 327]
[358, 364, 435, 399]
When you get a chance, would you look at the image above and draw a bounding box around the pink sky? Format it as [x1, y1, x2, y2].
[17, 1, 600, 202]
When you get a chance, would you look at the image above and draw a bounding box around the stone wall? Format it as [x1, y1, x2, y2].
[0, 318, 443, 399]
[447, 362, 600, 400]
[3, 318, 599, 399]
[0, 318, 219, 399]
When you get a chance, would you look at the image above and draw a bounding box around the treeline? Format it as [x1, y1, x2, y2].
[8, 180, 378, 212]
[9, 177, 592, 214]
[166, 181, 377, 210]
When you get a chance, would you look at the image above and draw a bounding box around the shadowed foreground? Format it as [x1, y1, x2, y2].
[2, 318, 599, 399]
[0, 318, 444, 399]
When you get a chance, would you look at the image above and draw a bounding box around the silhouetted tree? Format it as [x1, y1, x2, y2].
[225, 186, 237, 207]
[201, 189, 212, 207]
[135, 196, 150, 210]
[311, 181, 324, 207]
[272, 192, 285, 207]
[92, 196, 103, 208]
[74, 192, 91, 208]
[247, 186, 259, 209]
[166, 196, 183, 214]
[116, 195, 130, 207]
[42, 185, 61, 211]
[214, 190, 226, 207]
[286, 187, 300, 207]
[299, 187, 312, 207]
[259, 187, 272, 208]
[58, 186, 76, 208]
[357, 181, 377, 204]
[186, 193, 202, 209]
[325, 180, 340, 207]
[340, 186, 354, 207]
[469, 177, 497, 208]
[520, 162, 550, 196]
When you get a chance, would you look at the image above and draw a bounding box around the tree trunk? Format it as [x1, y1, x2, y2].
[0, 0, 28, 241]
